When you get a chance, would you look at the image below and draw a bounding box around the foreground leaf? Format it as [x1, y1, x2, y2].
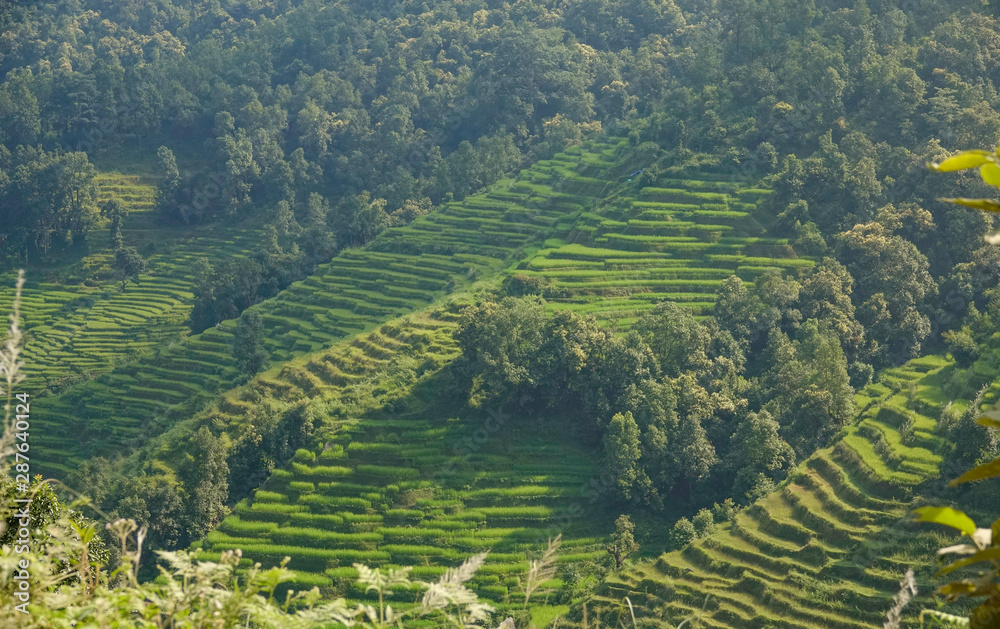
[976, 415, 1000, 430]
[939, 547, 1000, 576]
[982, 163, 1000, 187]
[928, 150, 994, 172]
[951, 458, 1000, 486]
[915, 506, 978, 536]
[939, 197, 1000, 213]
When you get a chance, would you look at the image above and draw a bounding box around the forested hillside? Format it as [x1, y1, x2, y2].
[5, 0, 1000, 627]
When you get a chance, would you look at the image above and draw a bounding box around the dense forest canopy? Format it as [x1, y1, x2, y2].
[1, 0, 998, 255]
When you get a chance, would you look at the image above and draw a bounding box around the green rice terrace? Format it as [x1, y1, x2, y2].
[517, 179, 796, 327]
[175, 304, 607, 624]
[0, 173, 264, 393]
[562, 352, 978, 629]
[27, 138, 806, 478]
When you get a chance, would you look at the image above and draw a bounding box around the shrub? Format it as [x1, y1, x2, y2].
[943, 328, 980, 368]
[693, 509, 715, 538]
[711, 498, 738, 523]
[294, 448, 316, 462]
[744, 472, 778, 503]
[670, 517, 696, 549]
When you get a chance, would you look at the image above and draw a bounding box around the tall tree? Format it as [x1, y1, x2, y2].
[836, 218, 936, 365]
[603, 411, 647, 502]
[184, 426, 230, 538]
[605, 514, 639, 570]
[726, 410, 795, 501]
[232, 310, 266, 376]
[634, 301, 712, 377]
[100, 197, 129, 246]
[155, 145, 180, 219]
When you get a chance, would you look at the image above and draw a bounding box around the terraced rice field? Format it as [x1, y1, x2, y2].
[201, 420, 607, 615]
[199, 358, 607, 617]
[16, 140, 824, 618]
[568, 354, 957, 629]
[517, 175, 811, 326]
[95, 172, 157, 214]
[139, 304, 605, 615]
[0, 173, 262, 393]
[27, 139, 634, 476]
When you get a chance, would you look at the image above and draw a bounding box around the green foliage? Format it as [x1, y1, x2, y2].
[0, 475, 109, 569]
[233, 310, 266, 376]
[669, 517, 696, 550]
[944, 328, 982, 369]
[114, 245, 146, 292]
[633, 301, 711, 377]
[0, 148, 99, 263]
[602, 412, 647, 502]
[727, 410, 794, 501]
[155, 145, 180, 219]
[183, 426, 230, 539]
[605, 515, 639, 570]
[692, 508, 715, 538]
[455, 296, 547, 409]
[711, 498, 738, 523]
[100, 197, 129, 239]
[761, 320, 855, 457]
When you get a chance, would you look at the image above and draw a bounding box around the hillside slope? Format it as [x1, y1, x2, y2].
[32, 138, 802, 479]
[28, 139, 631, 477]
[182, 302, 608, 617]
[566, 355, 962, 628]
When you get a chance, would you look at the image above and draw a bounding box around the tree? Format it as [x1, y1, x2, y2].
[836, 217, 936, 366]
[0, 148, 98, 261]
[605, 514, 639, 569]
[334, 191, 390, 247]
[798, 258, 866, 367]
[113, 475, 186, 551]
[100, 197, 129, 245]
[155, 145, 180, 218]
[762, 320, 855, 456]
[299, 192, 336, 263]
[219, 130, 261, 217]
[189, 257, 264, 332]
[0, 475, 109, 568]
[296, 100, 344, 158]
[634, 301, 712, 377]
[232, 310, 266, 376]
[455, 296, 547, 408]
[184, 426, 230, 538]
[114, 245, 146, 292]
[713, 271, 801, 355]
[943, 327, 979, 367]
[693, 508, 715, 538]
[669, 517, 696, 550]
[602, 412, 647, 502]
[726, 410, 795, 500]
